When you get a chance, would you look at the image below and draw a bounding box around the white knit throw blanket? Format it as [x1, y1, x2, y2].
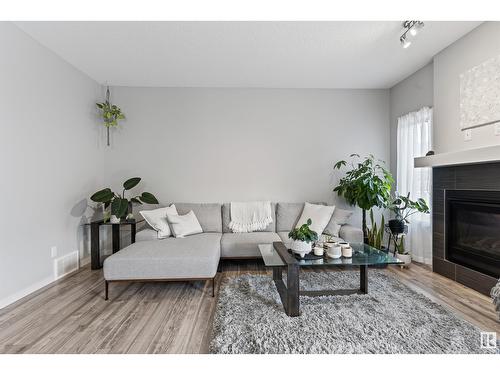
[492, 279, 500, 320]
[229, 201, 273, 233]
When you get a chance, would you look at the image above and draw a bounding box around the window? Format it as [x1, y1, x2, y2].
[396, 106, 432, 264]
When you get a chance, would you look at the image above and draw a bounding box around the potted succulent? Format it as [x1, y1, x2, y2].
[288, 219, 319, 258]
[90, 177, 159, 223]
[395, 235, 411, 266]
[388, 192, 430, 234]
[333, 154, 394, 243]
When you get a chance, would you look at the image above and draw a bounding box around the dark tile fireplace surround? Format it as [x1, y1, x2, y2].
[433, 162, 500, 295]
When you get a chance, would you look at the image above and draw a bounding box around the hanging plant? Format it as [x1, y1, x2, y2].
[96, 86, 125, 146]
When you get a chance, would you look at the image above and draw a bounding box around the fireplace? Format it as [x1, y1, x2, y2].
[432, 162, 500, 296]
[445, 190, 500, 279]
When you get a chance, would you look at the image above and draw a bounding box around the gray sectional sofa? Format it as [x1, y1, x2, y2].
[103, 202, 362, 299]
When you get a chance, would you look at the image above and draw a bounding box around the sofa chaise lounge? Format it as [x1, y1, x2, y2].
[103, 202, 362, 299]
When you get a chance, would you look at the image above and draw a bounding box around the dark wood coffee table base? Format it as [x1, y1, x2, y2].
[271, 242, 371, 317]
[272, 262, 368, 317]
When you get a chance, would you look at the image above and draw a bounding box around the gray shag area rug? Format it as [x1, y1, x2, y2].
[210, 271, 497, 354]
[492, 279, 500, 320]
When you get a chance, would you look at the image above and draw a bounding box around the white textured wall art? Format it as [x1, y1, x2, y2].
[460, 54, 500, 130]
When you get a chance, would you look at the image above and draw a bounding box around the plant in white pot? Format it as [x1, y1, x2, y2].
[288, 219, 318, 258]
[395, 235, 411, 267]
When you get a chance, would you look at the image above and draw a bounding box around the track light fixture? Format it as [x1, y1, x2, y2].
[400, 35, 411, 49]
[400, 21, 424, 48]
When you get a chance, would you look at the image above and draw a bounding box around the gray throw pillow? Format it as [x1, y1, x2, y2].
[323, 208, 353, 236]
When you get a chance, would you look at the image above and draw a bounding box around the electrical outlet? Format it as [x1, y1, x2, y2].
[51, 246, 57, 258]
[495, 124, 500, 136]
[464, 129, 472, 141]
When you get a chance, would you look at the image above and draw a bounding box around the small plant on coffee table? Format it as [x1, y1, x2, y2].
[288, 219, 319, 243]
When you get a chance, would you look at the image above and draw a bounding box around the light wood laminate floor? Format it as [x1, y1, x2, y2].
[0, 261, 498, 353]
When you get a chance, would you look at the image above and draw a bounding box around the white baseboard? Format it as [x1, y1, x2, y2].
[0, 254, 91, 310]
[80, 256, 90, 267]
[0, 275, 54, 310]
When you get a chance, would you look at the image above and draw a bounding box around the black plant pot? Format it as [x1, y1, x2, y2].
[388, 219, 405, 234]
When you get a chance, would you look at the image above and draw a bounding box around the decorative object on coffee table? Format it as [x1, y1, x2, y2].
[96, 86, 125, 146]
[341, 245, 352, 258]
[288, 218, 318, 258]
[313, 246, 324, 256]
[326, 243, 341, 259]
[90, 177, 159, 222]
[333, 154, 394, 243]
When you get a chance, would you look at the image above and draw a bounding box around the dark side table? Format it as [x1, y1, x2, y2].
[86, 219, 143, 270]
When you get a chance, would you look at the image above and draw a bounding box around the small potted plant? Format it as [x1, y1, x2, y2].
[288, 219, 318, 258]
[395, 235, 411, 267]
[90, 177, 159, 223]
[388, 192, 429, 234]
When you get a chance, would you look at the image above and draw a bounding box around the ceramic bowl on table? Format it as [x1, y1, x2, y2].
[326, 244, 342, 259]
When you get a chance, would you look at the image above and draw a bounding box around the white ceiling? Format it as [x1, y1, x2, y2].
[15, 21, 481, 89]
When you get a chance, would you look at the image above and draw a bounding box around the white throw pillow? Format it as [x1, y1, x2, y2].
[140, 204, 178, 239]
[296, 202, 335, 235]
[167, 210, 203, 238]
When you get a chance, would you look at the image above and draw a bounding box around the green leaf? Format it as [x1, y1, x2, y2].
[333, 160, 346, 170]
[111, 198, 128, 218]
[140, 192, 159, 204]
[90, 188, 113, 203]
[131, 197, 142, 205]
[123, 177, 141, 190]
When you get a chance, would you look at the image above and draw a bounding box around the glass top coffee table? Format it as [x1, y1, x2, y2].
[258, 242, 403, 317]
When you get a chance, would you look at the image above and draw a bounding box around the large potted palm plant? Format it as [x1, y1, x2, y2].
[333, 154, 394, 243]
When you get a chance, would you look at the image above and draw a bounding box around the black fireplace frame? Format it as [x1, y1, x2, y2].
[444, 189, 500, 279]
[433, 163, 500, 296]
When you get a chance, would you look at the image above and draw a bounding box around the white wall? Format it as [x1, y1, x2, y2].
[389, 63, 434, 177]
[0, 23, 104, 307]
[434, 22, 500, 153]
[104, 87, 390, 228]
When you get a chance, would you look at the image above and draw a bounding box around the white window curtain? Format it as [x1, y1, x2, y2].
[396, 107, 433, 264]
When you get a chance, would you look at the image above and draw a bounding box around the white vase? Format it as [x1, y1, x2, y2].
[110, 215, 120, 224]
[327, 244, 342, 259]
[290, 240, 312, 258]
[396, 253, 412, 266]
